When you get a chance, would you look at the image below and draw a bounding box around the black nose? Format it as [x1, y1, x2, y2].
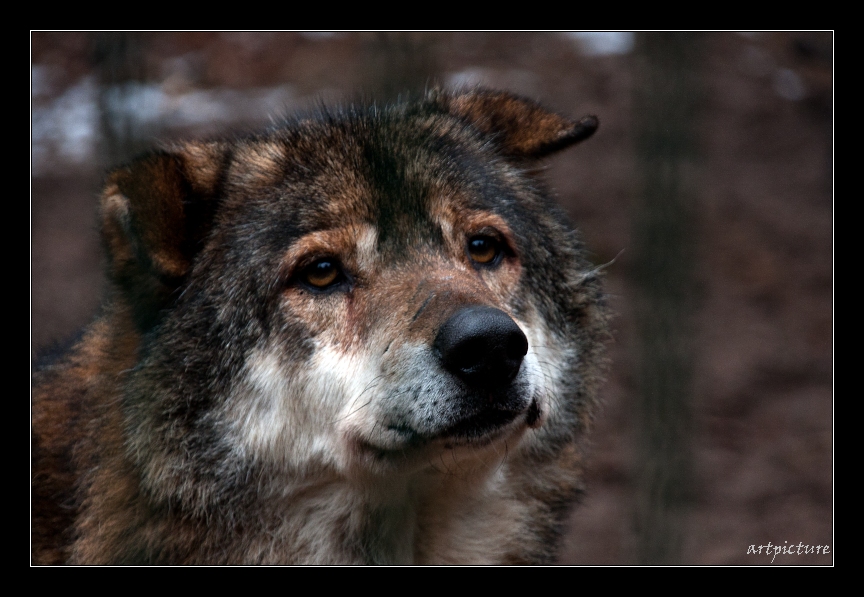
[434, 306, 528, 389]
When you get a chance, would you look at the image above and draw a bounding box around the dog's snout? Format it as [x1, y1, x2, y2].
[434, 306, 528, 389]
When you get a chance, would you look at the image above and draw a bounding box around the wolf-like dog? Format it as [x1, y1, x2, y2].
[32, 88, 608, 565]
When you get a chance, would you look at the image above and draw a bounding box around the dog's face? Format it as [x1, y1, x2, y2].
[237, 174, 547, 476]
[105, 90, 603, 504]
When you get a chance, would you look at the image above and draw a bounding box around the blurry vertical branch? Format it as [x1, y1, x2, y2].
[630, 32, 701, 564]
[91, 32, 151, 169]
[359, 32, 441, 102]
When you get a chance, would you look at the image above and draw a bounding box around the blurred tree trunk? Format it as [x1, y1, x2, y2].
[91, 32, 150, 169]
[358, 32, 441, 102]
[630, 32, 701, 565]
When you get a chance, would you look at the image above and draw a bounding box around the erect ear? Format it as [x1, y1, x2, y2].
[100, 141, 229, 330]
[433, 88, 598, 158]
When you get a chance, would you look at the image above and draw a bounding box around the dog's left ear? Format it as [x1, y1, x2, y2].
[100, 141, 229, 330]
[433, 88, 598, 159]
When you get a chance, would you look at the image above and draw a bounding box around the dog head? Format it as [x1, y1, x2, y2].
[101, 89, 605, 505]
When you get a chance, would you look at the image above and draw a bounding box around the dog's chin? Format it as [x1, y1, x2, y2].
[344, 396, 543, 474]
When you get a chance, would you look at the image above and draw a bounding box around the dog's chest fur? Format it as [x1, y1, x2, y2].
[32, 89, 608, 565]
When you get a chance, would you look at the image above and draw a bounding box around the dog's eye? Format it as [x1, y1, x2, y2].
[300, 259, 344, 290]
[467, 235, 502, 265]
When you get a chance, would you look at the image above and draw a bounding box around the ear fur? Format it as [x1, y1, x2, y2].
[433, 88, 598, 158]
[100, 141, 228, 330]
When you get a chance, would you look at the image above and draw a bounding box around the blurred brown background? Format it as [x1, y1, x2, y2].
[30, 32, 833, 565]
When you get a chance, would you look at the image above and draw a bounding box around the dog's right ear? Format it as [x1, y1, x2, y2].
[433, 88, 598, 159]
[100, 142, 228, 330]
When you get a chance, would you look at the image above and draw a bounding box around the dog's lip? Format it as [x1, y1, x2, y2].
[361, 398, 539, 455]
[432, 407, 521, 441]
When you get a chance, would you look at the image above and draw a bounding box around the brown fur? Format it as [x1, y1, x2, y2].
[32, 88, 608, 565]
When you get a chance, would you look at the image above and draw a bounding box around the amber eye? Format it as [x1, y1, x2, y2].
[467, 235, 502, 265]
[300, 259, 343, 290]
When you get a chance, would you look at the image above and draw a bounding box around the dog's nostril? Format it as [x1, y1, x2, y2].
[434, 306, 528, 389]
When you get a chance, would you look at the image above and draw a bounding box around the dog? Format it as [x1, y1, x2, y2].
[31, 88, 608, 565]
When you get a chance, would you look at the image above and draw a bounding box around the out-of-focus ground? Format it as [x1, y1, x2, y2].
[30, 32, 833, 565]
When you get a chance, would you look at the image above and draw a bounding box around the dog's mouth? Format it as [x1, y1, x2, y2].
[437, 396, 543, 444]
[386, 406, 518, 447]
[359, 396, 541, 459]
[436, 407, 521, 441]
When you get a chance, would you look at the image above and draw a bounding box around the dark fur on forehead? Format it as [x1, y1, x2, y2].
[249, 89, 596, 252]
